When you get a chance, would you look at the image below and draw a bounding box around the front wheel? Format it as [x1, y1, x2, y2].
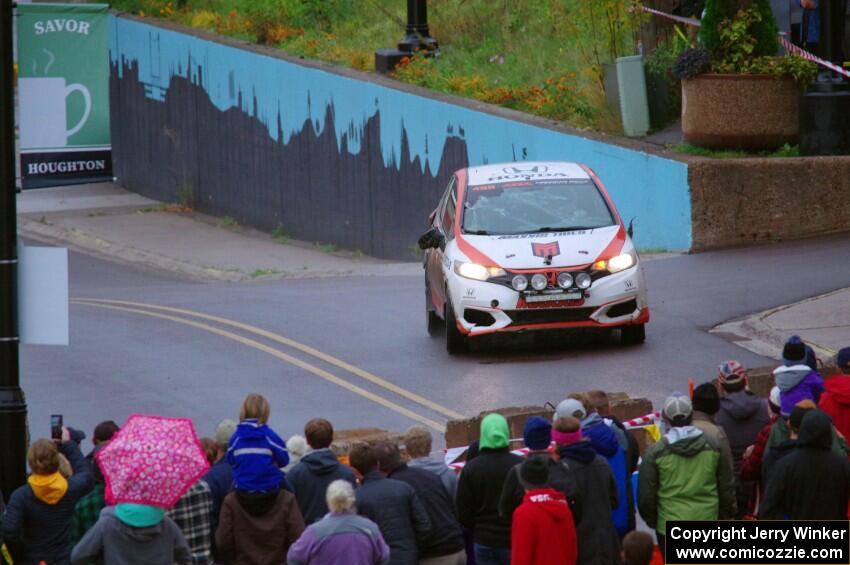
[621, 324, 646, 345]
[445, 299, 468, 354]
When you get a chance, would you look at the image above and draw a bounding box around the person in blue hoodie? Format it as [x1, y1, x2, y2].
[227, 394, 289, 496]
[568, 395, 632, 539]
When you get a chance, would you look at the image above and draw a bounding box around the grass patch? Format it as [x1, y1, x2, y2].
[271, 224, 290, 244]
[668, 142, 801, 159]
[249, 267, 281, 278]
[221, 215, 239, 228]
[317, 242, 338, 253]
[105, 0, 646, 133]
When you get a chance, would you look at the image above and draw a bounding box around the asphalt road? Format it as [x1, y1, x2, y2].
[21, 234, 850, 446]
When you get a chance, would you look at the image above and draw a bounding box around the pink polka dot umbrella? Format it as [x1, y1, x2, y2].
[96, 414, 210, 509]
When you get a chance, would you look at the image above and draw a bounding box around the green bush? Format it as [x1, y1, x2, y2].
[699, 0, 777, 57]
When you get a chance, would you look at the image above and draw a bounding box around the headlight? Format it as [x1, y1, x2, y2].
[593, 251, 636, 273]
[575, 272, 592, 289]
[454, 261, 506, 281]
[556, 272, 573, 289]
[511, 275, 528, 291]
[607, 252, 636, 273]
[531, 273, 548, 291]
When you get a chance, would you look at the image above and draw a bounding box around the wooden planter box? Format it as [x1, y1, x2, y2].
[682, 73, 801, 150]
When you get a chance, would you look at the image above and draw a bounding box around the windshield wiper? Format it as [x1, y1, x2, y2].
[463, 229, 491, 235]
[535, 226, 594, 232]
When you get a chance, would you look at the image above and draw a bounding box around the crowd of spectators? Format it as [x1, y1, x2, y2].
[1, 339, 849, 565]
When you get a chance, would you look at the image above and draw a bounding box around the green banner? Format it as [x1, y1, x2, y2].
[17, 3, 112, 188]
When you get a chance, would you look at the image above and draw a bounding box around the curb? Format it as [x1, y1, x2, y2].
[19, 217, 248, 282]
[710, 291, 843, 361]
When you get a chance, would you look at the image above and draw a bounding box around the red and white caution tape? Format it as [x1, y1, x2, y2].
[637, 5, 701, 28]
[622, 411, 660, 429]
[639, 5, 850, 79]
[778, 35, 850, 79]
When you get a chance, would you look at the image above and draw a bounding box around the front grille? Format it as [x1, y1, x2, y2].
[506, 307, 596, 326]
[607, 299, 637, 318]
[464, 309, 496, 327]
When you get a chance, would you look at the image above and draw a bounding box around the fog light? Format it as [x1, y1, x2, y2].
[557, 272, 573, 289]
[511, 275, 528, 291]
[531, 274, 547, 291]
[575, 272, 592, 289]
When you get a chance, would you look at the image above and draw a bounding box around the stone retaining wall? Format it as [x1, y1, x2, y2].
[689, 156, 850, 251]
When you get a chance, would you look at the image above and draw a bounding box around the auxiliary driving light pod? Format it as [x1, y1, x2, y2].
[531, 274, 548, 291]
[511, 275, 529, 291]
[575, 272, 592, 289]
[556, 272, 574, 289]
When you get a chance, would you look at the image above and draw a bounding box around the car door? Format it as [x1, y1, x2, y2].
[426, 176, 457, 316]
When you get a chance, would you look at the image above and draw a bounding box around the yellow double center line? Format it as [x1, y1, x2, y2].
[71, 298, 463, 432]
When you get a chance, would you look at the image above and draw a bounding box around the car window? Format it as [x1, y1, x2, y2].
[461, 179, 615, 235]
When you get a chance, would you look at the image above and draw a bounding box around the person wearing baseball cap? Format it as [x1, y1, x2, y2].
[714, 361, 770, 518]
[818, 347, 850, 442]
[638, 393, 736, 557]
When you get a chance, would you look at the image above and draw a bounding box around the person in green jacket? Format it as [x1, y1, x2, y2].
[638, 393, 736, 558]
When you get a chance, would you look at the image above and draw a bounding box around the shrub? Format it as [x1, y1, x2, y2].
[699, 0, 778, 57]
[672, 48, 711, 80]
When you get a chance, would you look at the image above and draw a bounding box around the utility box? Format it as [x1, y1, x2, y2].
[616, 55, 651, 137]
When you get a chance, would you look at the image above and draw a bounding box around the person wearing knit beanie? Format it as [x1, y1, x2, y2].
[775, 336, 824, 417]
[499, 417, 577, 524]
[523, 416, 552, 452]
[691, 383, 734, 475]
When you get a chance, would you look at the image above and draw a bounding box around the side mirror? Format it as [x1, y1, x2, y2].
[418, 227, 445, 250]
[627, 217, 635, 239]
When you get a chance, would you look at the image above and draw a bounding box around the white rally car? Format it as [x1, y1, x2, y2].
[419, 161, 649, 354]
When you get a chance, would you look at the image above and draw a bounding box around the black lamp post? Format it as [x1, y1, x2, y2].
[800, 0, 850, 155]
[375, 0, 439, 74]
[0, 0, 28, 500]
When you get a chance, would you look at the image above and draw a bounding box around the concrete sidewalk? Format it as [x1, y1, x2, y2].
[17, 183, 420, 282]
[712, 287, 849, 362]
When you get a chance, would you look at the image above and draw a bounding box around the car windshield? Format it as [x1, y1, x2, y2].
[461, 179, 616, 234]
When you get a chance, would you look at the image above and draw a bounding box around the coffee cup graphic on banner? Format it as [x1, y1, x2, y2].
[19, 77, 92, 149]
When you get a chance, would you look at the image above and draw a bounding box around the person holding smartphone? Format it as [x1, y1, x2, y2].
[1, 420, 94, 565]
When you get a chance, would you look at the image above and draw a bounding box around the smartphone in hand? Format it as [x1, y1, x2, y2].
[51, 414, 63, 440]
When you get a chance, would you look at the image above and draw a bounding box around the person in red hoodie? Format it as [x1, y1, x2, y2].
[511, 455, 577, 565]
[820, 348, 850, 440]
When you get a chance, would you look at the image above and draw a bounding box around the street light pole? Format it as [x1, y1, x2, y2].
[0, 0, 28, 499]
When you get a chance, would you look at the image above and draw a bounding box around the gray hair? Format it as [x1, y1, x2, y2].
[326, 479, 356, 513]
[215, 419, 237, 449]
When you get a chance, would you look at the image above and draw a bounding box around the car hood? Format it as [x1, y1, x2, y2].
[460, 225, 624, 270]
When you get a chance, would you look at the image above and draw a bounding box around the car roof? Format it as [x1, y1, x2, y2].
[465, 161, 590, 186]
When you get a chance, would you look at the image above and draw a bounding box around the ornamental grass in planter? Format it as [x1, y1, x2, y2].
[673, 2, 817, 150]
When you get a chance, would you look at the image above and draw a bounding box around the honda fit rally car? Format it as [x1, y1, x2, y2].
[419, 161, 649, 354]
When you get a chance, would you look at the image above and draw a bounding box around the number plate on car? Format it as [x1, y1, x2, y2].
[525, 292, 582, 302]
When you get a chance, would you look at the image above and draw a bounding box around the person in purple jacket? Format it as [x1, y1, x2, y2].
[287, 480, 390, 565]
[774, 336, 825, 416]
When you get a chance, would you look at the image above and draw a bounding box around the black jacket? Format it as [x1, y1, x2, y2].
[559, 441, 621, 565]
[287, 449, 356, 524]
[456, 447, 523, 549]
[1, 442, 94, 565]
[760, 411, 850, 520]
[387, 463, 464, 558]
[356, 471, 431, 565]
[498, 453, 581, 523]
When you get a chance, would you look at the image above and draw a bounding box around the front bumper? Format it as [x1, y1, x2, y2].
[448, 265, 649, 336]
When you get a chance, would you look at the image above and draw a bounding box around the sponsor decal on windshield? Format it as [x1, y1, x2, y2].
[532, 241, 560, 258]
[497, 231, 588, 239]
[468, 178, 588, 191]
